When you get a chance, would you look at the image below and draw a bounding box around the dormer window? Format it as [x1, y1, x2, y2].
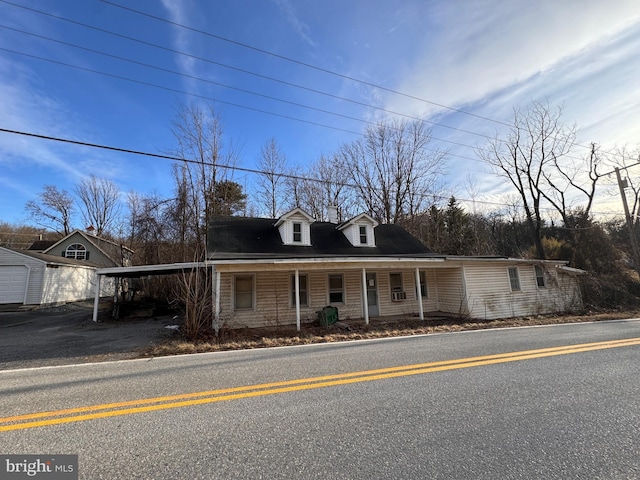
[359, 226, 368, 245]
[293, 222, 302, 243]
[275, 208, 314, 246]
[65, 243, 88, 260]
[338, 213, 378, 247]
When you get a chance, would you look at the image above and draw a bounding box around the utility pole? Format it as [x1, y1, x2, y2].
[615, 167, 640, 278]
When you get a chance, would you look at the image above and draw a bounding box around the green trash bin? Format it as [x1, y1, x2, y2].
[318, 306, 339, 326]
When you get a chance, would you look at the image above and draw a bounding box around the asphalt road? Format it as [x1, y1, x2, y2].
[1, 319, 639, 479]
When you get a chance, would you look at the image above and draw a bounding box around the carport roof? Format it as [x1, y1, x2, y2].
[96, 262, 207, 278]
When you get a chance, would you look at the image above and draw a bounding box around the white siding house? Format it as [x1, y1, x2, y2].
[0, 246, 114, 306]
[202, 209, 585, 330]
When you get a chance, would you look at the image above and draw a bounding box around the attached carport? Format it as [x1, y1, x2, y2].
[92, 262, 207, 322]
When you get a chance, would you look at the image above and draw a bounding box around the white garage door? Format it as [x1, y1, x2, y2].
[0, 266, 28, 304]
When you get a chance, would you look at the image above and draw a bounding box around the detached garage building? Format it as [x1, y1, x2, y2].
[0, 229, 131, 306]
[0, 246, 115, 306]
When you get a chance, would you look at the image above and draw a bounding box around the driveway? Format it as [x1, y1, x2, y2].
[0, 301, 178, 370]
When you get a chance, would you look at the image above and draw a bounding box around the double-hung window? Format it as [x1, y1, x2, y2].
[508, 267, 521, 291]
[359, 226, 368, 245]
[291, 274, 309, 307]
[534, 265, 546, 288]
[292, 222, 302, 243]
[234, 275, 254, 310]
[328, 274, 344, 304]
[418, 271, 428, 298]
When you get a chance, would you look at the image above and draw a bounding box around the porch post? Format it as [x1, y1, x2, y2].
[415, 267, 424, 321]
[361, 267, 369, 325]
[214, 268, 221, 322]
[92, 273, 101, 322]
[294, 269, 301, 331]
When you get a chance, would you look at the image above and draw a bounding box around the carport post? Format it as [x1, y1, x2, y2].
[92, 273, 102, 322]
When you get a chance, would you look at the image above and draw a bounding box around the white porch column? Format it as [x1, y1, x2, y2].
[214, 268, 221, 322]
[361, 267, 369, 325]
[415, 267, 424, 321]
[294, 269, 301, 331]
[92, 273, 102, 322]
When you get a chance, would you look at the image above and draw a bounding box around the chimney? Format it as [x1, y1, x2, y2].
[328, 205, 338, 224]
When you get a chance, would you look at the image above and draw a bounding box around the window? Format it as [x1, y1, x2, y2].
[535, 265, 546, 288]
[508, 267, 521, 291]
[389, 273, 403, 293]
[234, 275, 254, 310]
[418, 271, 428, 298]
[328, 274, 344, 303]
[292, 222, 302, 243]
[65, 243, 88, 260]
[291, 274, 309, 307]
[359, 226, 368, 245]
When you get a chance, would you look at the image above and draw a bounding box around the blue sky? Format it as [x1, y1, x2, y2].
[1, 0, 639, 227]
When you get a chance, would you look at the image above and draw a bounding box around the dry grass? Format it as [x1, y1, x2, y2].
[140, 309, 640, 359]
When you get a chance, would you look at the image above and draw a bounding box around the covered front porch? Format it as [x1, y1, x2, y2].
[210, 257, 467, 331]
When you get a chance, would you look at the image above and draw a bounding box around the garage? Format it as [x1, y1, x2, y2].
[0, 265, 28, 304]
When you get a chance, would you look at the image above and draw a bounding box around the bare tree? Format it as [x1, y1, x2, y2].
[256, 138, 288, 218]
[75, 175, 121, 237]
[25, 185, 75, 235]
[477, 101, 582, 259]
[339, 119, 446, 224]
[292, 154, 358, 221]
[169, 103, 240, 258]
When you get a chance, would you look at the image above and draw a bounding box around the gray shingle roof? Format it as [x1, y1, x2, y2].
[207, 216, 438, 260]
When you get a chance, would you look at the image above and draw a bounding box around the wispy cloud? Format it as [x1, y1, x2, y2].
[271, 0, 317, 47]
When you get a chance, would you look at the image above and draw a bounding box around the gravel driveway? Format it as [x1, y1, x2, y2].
[0, 301, 178, 370]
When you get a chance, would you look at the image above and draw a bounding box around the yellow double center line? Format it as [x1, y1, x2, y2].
[2, 337, 639, 432]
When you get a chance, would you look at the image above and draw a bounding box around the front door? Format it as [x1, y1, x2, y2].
[366, 272, 379, 317]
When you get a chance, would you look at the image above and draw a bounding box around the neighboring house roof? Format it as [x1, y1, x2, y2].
[27, 240, 58, 251]
[42, 229, 133, 266]
[2, 247, 98, 268]
[207, 216, 438, 260]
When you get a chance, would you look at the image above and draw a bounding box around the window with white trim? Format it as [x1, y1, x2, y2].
[292, 222, 302, 243]
[291, 274, 309, 307]
[234, 275, 254, 310]
[359, 226, 368, 245]
[65, 243, 88, 260]
[418, 271, 428, 298]
[535, 265, 546, 288]
[389, 272, 403, 293]
[328, 274, 344, 304]
[508, 267, 521, 291]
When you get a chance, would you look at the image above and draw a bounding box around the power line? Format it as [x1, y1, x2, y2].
[0, 47, 485, 166]
[0, 1, 497, 141]
[0, 26, 496, 159]
[0, 127, 620, 217]
[0, 1, 605, 162]
[98, 0, 512, 128]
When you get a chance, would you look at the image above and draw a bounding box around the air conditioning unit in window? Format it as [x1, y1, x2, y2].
[391, 291, 407, 301]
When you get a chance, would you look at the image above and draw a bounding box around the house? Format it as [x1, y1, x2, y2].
[0, 230, 131, 306]
[205, 209, 584, 330]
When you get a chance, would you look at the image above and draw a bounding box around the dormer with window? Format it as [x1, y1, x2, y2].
[274, 208, 314, 246]
[337, 213, 379, 247]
